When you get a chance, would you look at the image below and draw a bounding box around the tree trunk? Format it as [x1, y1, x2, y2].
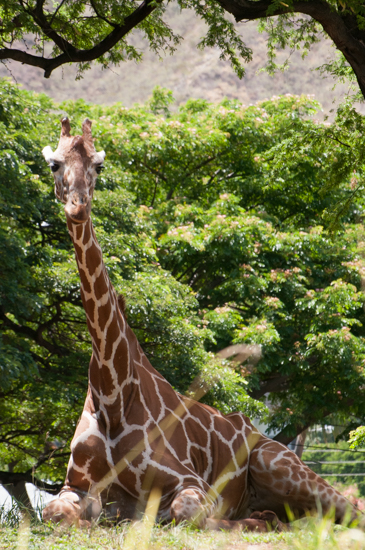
[293, 429, 307, 459]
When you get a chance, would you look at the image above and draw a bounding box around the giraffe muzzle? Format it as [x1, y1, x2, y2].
[65, 192, 91, 223]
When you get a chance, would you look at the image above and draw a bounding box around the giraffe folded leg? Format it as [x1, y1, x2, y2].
[42, 490, 101, 526]
[248, 437, 361, 524]
[170, 487, 288, 532]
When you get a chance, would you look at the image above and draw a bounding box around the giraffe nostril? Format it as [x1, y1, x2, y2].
[71, 194, 87, 206]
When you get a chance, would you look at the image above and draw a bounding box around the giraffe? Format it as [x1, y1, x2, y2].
[41, 118, 361, 531]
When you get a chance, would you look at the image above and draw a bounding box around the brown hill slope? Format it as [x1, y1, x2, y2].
[0, 6, 351, 112]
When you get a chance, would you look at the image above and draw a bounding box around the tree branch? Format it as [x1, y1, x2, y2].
[273, 421, 312, 446]
[139, 160, 168, 183]
[166, 155, 219, 201]
[214, 0, 365, 100]
[325, 133, 351, 149]
[0, 307, 70, 357]
[273, 397, 355, 445]
[0, 0, 161, 78]
[89, 0, 118, 29]
[249, 373, 290, 399]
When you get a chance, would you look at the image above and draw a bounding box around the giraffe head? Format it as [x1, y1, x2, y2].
[42, 117, 105, 223]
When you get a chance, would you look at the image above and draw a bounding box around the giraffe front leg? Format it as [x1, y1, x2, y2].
[42, 491, 83, 526]
[170, 484, 289, 532]
[170, 487, 212, 527]
[42, 489, 102, 526]
[169, 487, 284, 532]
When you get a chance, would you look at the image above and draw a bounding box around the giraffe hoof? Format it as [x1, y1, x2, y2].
[204, 517, 271, 532]
[79, 519, 91, 529]
[249, 510, 289, 532]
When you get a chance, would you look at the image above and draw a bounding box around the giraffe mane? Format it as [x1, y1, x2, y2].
[117, 294, 127, 318]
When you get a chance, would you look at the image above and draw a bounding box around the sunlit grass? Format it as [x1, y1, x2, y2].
[1, 493, 364, 550]
[1, 515, 365, 550]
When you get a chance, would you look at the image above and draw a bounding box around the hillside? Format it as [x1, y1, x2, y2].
[0, 5, 353, 112]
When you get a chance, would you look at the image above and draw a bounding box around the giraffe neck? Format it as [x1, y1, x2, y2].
[67, 216, 133, 406]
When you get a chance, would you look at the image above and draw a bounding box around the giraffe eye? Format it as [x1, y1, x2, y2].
[95, 165, 104, 174]
[50, 162, 60, 173]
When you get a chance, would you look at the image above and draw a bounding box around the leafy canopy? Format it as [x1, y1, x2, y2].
[1, 81, 365, 496]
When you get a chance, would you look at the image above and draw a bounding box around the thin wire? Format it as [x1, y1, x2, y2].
[295, 444, 365, 454]
[304, 460, 365, 464]
[317, 473, 365, 477]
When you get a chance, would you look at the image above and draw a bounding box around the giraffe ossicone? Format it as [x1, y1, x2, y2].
[41, 118, 362, 531]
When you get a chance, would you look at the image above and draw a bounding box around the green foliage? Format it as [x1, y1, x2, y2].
[0, 80, 264, 489]
[2, 79, 365, 491]
[2, 0, 365, 115]
[258, 13, 322, 74]
[82, 89, 365, 441]
[0, 0, 180, 66]
[0, 0, 251, 79]
[257, 1, 365, 93]
[180, 0, 252, 78]
[349, 426, 365, 449]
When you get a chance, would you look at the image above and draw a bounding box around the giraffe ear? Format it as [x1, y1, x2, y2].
[61, 117, 71, 137]
[95, 150, 106, 163]
[82, 118, 93, 140]
[42, 146, 54, 163]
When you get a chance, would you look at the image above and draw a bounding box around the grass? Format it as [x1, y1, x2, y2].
[1, 490, 365, 550]
[1, 514, 365, 550]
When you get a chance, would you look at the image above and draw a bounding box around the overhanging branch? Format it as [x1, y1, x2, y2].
[249, 374, 290, 399]
[0, 0, 161, 78]
[273, 421, 312, 446]
[0, 307, 70, 357]
[214, 0, 365, 99]
[273, 398, 354, 445]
